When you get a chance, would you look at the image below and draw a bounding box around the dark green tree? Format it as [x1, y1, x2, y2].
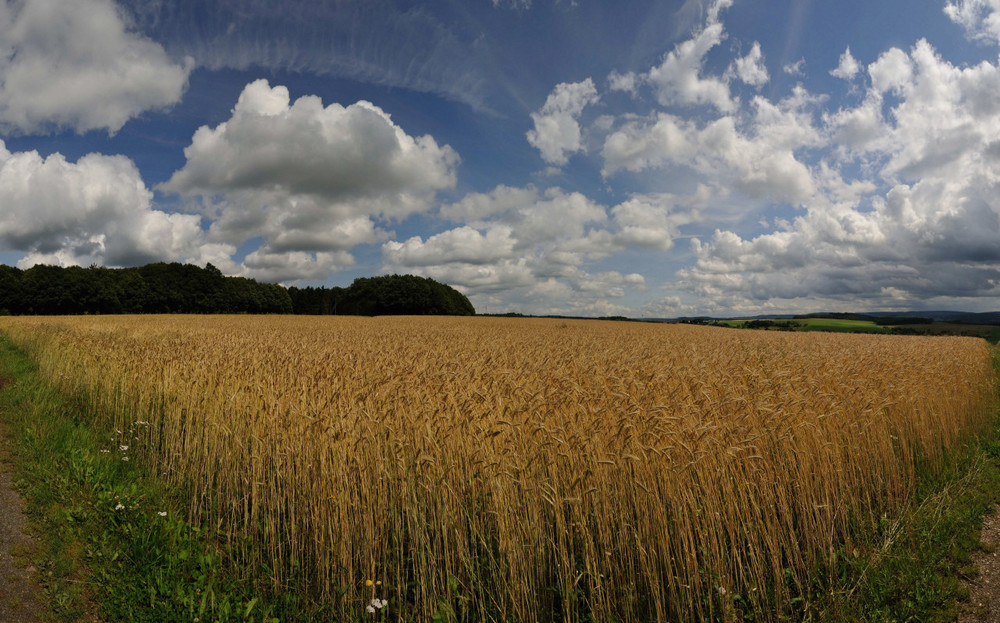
[334, 274, 474, 316]
[0, 265, 23, 315]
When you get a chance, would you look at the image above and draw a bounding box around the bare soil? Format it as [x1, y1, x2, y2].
[0, 414, 45, 623]
[959, 504, 1000, 622]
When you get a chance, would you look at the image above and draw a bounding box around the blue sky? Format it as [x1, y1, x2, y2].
[1, 0, 999, 316]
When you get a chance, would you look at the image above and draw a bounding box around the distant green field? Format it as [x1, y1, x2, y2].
[714, 319, 757, 328]
[796, 318, 888, 333]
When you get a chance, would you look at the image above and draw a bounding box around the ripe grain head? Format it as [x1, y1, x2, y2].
[0, 315, 992, 622]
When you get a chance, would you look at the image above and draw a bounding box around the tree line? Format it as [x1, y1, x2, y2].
[0, 263, 474, 316]
[0, 263, 292, 315]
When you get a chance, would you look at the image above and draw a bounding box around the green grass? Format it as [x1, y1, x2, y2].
[801, 438, 1000, 621]
[0, 336, 333, 622]
[1, 334, 1000, 622]
[797, 351, 1000, 622]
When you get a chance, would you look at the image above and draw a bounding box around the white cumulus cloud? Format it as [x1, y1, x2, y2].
[678, 37, 1000, 310]
[645, 19, 735, 113]
[607, 70, 639, 94]
[732, 41, 769, 87]
[382, 185, 650, 313]
[602, 89, 821, 205]
[0, 0, 192, 135]
[160, 79, 459, 282]
[783, 58, 806, 77]
[610, 192, 701, 251]
[526, 79, 600, 166]
[944, 0, 1000, 44]
[0, 141, 207, 268]
[830, 47, 860, 80]
[868, 47, 914, 95]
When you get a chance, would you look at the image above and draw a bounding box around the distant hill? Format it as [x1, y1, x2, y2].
[672, 311, 1000, 325]
[865, 310, 1000, 325]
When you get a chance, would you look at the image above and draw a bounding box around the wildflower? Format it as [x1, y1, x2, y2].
[115, 503, 125, 511]
[158, 511, 167, 517]
[119, 445, 129, 451]
[122, 456, 129, 462]
[366, 605, 375, 614]
[365, 579, 373, 587]
[100, 449, 110, 453]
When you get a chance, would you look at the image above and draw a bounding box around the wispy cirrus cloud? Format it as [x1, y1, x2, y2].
[121, 0, 496, 111]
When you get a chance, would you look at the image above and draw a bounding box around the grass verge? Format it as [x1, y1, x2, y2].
[0, 332, 999, 622]
[0, 336, 331, 622]
[801, 446, 1000, 622]
[800, 356, 1000, 622]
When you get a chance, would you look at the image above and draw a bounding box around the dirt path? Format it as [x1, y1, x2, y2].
[0, 418, 45, 623]
[959, 504, 1000, 622]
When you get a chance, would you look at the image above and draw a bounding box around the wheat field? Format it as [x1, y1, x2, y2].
[0, 315, 994, 622]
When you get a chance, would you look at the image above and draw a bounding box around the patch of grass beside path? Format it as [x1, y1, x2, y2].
[801, 353, 1000, 622]
[0, 336, 330, 623]
[1, 332, 1000, 622]
[803, 440, 1000, 621]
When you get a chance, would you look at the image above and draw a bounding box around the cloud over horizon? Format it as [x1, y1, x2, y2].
[675, 37, 1000, 312]
[0, 141, 214, 269]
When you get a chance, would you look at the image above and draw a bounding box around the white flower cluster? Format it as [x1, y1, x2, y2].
[104, 420, 152, 461]
[365, 597, 388, 614]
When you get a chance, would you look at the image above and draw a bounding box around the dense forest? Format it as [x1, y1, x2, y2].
[0, 263, 474, 316]
[0, 263, 292, 315]
[287, 274, 476, 316]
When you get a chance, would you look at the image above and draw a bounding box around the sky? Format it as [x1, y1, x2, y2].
[1, 0, 999, 317]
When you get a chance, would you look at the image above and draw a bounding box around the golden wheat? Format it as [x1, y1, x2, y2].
[0, 315, 993, 622]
